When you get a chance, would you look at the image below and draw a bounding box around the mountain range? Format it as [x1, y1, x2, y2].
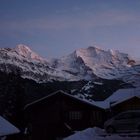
[0, 44, 139, 87]
[0, 44, 140, 124]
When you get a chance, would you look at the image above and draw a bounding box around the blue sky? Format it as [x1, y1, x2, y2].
[0, 0, 140, 58]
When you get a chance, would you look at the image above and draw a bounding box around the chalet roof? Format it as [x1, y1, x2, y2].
[107, 88, 140, 107]
[94, 88, 140, 109]
[106, 88, 140, 102]
[111, 95, 140, 107]
[24, 90, 105, 110]
[0, 116, 20, 137]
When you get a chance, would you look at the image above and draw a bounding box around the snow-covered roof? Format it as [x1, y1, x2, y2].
[93, 101, 110, 110]
[112, 95, 140, 107]
[106, 88, 140, 107]
[0, 116, 20, 137]
[106, 88, 140, 102]
[94, 88, 140, 109]
[24, 90, 105, 110]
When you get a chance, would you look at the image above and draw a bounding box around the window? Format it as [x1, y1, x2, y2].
[69, 111, 82, 120]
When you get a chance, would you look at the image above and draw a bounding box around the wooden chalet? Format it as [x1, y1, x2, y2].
[111, 95, 140, 114]
[24, 90, 105, 140]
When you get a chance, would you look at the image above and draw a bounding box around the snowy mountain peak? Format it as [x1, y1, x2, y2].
[15, 44, 32, 55]
[75, 46, 103, 58]
[87, 46, 103, 51]
[53, 46, 137, 80]
[14, 44, 45, 62]
[108, 49, 116, 56]
[0, 44, 139, 84]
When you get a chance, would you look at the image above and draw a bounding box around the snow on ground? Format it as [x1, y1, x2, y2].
[0, 116, 20, 137]
[64, 127, 140, 140]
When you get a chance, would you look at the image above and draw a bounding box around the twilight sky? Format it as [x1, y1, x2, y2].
[0, 0, 140, 58]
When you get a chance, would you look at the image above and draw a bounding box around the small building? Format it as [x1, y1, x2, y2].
[111, 95, 140, 114]
[24, 90, 105, 140]
[0, 116, 20, 140]
[94, 88, 140, 118]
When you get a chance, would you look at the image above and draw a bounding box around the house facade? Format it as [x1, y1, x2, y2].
[24, 90, 105, 140]
[111, 96, 140, 114]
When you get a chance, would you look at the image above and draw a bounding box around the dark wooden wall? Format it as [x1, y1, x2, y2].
[111, 97, 140, 114]
[24, 92, 104, 140]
